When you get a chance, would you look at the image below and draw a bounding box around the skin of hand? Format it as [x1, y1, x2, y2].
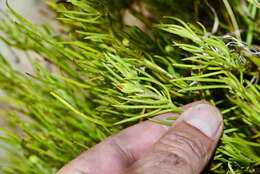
[57, 101, 224, 174]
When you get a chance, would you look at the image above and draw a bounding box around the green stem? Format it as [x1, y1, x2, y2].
[223, 0, 242, 41]
[246, 4, 257, 45]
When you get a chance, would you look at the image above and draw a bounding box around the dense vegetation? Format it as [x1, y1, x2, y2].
[0, 0, 259, 173]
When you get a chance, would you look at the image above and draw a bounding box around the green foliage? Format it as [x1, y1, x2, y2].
[0, 0, 259, 173]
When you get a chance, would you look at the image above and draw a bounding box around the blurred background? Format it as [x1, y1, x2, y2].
[0, 0, 51, 72]
[0, 0, 50, 171]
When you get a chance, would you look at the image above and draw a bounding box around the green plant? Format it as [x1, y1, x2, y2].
[0, 0, 259, 173]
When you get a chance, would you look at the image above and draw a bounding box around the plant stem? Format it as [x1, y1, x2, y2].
[223, 0, 242, 41]
[246, 4, 257, 45]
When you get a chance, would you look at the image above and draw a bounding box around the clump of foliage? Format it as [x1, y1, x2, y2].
[0, 0, 259, 173]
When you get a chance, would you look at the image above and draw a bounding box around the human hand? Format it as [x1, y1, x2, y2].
[57, 101, 223, 174]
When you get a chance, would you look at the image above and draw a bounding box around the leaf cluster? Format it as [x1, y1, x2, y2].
[0, 0, 259, 173]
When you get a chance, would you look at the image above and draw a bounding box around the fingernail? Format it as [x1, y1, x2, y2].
[181, 103, 223, 138]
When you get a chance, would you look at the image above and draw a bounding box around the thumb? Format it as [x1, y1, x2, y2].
[123, 102, 223, 174]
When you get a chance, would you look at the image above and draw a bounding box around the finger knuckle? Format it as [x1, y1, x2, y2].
[110, 137, 136, 165]
[151, 151, 193, 174]
[155, 132, 207, 161]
